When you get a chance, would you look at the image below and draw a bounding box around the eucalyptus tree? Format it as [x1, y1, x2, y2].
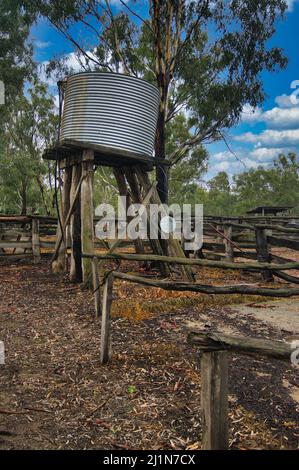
[0, 82, 58, 214]
[26, 0, 288, 202]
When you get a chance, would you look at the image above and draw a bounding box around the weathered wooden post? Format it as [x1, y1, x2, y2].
[92, 256, 101, 318]
[81, 150, 94, 286]
[100, 274, 114, 364]
[52, 165, 72, 273]
[70, 164, 82, 282]
[224, 224, 234, 262]
[255, 227, 274, 282]
[201, 350, 229, 450]
[31, 218, 41, 264]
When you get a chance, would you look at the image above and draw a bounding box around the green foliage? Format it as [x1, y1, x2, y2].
[0, 82, 58, 214]
[0, 0, 33, 110]
[232, 153, 299, 214]
[166, 114, 208, 204]
[201, 153, 299, 216]
[26, 0, 288, 162]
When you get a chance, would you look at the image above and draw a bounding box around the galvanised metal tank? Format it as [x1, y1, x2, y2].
[60, 72, 159, 158]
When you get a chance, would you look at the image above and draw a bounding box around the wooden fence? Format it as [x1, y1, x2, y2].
[83, 258, 299, 450]
[1, 213, 299, 287]
[0, 215, 57, 262]
[187, 328, 296, 450]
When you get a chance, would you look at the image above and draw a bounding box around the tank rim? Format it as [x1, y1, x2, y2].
[63, 71, 159, 94]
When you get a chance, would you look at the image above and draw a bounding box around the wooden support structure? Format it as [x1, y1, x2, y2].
[135, 166, 194, 281]
[201, 351, 228, 450]
[82, 251, 299, 271]
[188, 328, 294, 450]
[255, 228, 274, 282]
[188, 329, 294, 361]
[31, 218, 41, 264]
[113, 167, 146, 258]
[43, 140, 205, 285]
[100, 275, 114, 364]
[111, 270, 299, 297]
[224, 224, 234, 262]
[124, 166, 170, 277]
[81, 150, 95, 286]
[70, 164, 82, 282]
[52, 165, 72, 273]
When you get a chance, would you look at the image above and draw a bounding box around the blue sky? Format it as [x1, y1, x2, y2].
[30, 0, 299, 181]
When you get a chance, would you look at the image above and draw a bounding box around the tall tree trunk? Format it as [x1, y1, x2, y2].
[155, 110, 168, 205]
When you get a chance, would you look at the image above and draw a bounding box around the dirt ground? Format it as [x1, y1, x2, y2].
[0, 258, 298, 450]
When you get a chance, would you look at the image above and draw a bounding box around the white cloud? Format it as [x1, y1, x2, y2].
[39, 50, 98, 87]
[213, 151, 234, 162]
[235, 129, 299, 147]
[241, 104, 263, 124]
[249, 147, 292, 161]
[214, 161, 230, 171]
[241, 101, 299, 129]
[262, 106, 299, 129]
[275, 94, 295, 108]
[35, 40, 52, 49]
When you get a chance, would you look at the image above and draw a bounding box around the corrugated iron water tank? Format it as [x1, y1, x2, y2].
[60, 72, 160, 158]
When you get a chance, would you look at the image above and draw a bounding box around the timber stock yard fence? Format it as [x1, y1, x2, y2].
[85, 253, 299, 450]
[1, 213, 299, 287]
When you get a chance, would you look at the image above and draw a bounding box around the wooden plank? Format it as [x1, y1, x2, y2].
[0, 241, 32, 249]
[113, 167, 146, 258]
[92, 257, 101, 318]
[40, 241, 56, 248]
[82, 251, 299, 271]
[100, 275, 114, 364]
[43, 138, 169, 168]
[52, 166, 72, 273]
[52, 172, 84, 264]
[273, 270, 299, 284]
[31, 219, 41, 264]
[188, 329, 293, 361]
[112, 271, 299, 297]
[268, 236, 299, 251]
[70, 164, 83, 282]
[124, 166, 170, 277]
[81, 152, 94, 286]
[201, 351, 228, 450]
[135, 166, 194, 281]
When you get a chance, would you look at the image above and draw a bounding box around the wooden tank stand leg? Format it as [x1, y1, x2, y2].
[81, 150, 95, 287]
[70, 164, 83, 282]
[124, 166, 170, 277]
[52, 165, 72, 273]
[135, 166, 194, 281]
[113, 167, 146, 257]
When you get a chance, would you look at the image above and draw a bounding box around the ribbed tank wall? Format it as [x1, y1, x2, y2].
[60, 72, 159, 158]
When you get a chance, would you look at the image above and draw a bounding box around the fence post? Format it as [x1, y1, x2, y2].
[92, 257, 101, 318]
[224, 224, 234, 262]
[201, 350, 229, 450]
[31, 218, 41, 264]
[100, 275, 114, 364]
[255, 228, 273, 282]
